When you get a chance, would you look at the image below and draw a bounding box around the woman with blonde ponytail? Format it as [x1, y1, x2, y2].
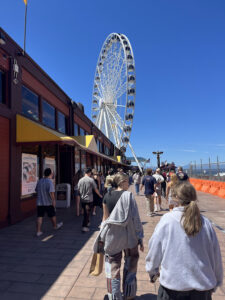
[146, 182, 223, 300]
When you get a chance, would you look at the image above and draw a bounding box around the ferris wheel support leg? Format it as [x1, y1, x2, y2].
[128, 142, 142, 173]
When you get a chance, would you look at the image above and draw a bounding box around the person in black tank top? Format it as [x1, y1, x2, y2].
[102, 173, 144, 300]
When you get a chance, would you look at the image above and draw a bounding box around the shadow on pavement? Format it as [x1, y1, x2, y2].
[136, 293, 157, 299]
[0, 202, 102, 299]
[103, 293, 157, 300]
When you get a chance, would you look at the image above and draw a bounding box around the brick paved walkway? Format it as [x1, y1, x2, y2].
[0, 186, 224, 299]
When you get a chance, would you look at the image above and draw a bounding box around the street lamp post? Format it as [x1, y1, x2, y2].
[152, 151, 163, 168]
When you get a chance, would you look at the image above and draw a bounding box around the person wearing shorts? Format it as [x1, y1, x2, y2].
[35, 168, 63, 237]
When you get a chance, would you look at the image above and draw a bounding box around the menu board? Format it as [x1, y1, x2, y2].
[22, 153, 38, 196]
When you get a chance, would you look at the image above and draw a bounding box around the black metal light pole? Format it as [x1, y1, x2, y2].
[152, 151, 163, 168]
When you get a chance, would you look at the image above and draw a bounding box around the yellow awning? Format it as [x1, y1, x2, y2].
[73, 135, 98, 152]
[72, 135, 125, 165]
[16, 116, 128, 166]
[16, 114, 75, 145]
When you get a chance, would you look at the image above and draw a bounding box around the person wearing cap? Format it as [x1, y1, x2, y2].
[176, 166, 189, 181]
[141, 168, 157, 217]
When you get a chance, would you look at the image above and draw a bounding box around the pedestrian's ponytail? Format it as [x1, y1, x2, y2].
[174, 182, 202, 236]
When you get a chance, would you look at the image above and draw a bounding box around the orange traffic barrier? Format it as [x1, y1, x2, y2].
[209, 181, 221, 195]
[195, 180, 204, 191]
[201, 180, 211, 193]
[190, 178, 225, 199]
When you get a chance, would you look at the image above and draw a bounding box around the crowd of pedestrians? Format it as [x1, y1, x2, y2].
[35, 165, 223, 299]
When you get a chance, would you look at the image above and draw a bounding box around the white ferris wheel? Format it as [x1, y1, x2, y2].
[92, 33, 142, 171]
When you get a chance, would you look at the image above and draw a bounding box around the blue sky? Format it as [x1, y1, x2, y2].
[1, 0, 225, 167]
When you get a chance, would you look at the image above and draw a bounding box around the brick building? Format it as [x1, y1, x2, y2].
[0, 28, 128, 228]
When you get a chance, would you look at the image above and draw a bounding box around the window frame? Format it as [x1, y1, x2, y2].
[22, 85, 40, 121]
[57, 110, 67, 134]
[42, 98, 56, 130]
[74, 123, 79, 136]
[0, 69, 6, 105]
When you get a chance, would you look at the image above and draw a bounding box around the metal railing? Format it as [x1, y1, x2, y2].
[185, 158, 225, 181]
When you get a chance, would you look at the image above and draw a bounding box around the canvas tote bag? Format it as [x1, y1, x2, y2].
[89, 241, 104, 276]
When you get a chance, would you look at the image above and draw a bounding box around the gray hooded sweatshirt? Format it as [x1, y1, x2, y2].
[146, 207, 223, 291]
[93, 191, 144, 256]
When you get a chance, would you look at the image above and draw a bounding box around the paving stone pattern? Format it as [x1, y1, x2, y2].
[0, 186, 224, 299]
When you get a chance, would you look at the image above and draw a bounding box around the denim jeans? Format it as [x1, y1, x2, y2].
[81, 202, 93, 227]
[105, 245, 139, 300]
[135, 183, 140, 194]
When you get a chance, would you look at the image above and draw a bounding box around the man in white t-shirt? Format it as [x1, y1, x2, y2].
[153, 168, 164, 211]
[133, 171, 141, 195]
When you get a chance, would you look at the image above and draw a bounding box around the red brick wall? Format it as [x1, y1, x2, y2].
[21, 197, 36, 214]
[0, 116, 9, 224]
[0, 49, 9, 71]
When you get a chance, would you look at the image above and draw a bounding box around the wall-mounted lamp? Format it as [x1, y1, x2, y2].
[13, 59, 19, 84]
[0, 32, 6, 45]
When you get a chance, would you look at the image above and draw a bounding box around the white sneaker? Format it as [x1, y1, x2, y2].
[149, 212, 155, 217]
[82, 227, 90, 232]
[36, 232, 43, 237]
[55, 222, 63, 230]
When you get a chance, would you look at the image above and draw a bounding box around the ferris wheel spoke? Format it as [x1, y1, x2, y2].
[109, 55, 126, 91]
[109, 107, 124, 128]
[103, 109, 110, 138]
[105, 106, 119, 147]
[96, 107, 103, 129]
[113, 81, 127, 102]
[111, 64, 127, 100]
[105, 106, 124, 147]
[108, 45, 123, 89]
[95, 109, 100, 128]
[105, 44, 122, 93]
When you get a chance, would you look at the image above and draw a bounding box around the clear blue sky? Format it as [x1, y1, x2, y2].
[2, 0, 225, 167]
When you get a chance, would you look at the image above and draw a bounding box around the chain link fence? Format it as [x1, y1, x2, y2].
[184, 158, 225, 181]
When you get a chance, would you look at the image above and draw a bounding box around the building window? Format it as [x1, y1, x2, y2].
[80, 127, 85, 136]
[97, 140, 102, 152]
[42, 99, 55, 129]
[105, 146, 110, 156]
[0, 70, 5, 104]
[74, 123, 79, 136]
[57, 111, 66, 134]
[22, 86, 39, 121]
